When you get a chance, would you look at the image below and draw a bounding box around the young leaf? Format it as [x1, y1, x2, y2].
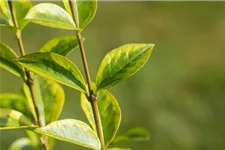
[36, 76, 65, 124]
[24, 3, 78, 30]
[34, 119, 101, 149]
[0, 0, 32, 29]
[9, 138, 37, 150]
[0, 42, 24, 77]
[81, 89, 121, 147]
[0, 93, 31, 118]
[96, 44, 154, 90]
[112, 127, 150, 144]
[16, 52, 86, 92]
[63, 0, 97, 29]
[0, 108, 35, 130]
[39, 36, 80, 56]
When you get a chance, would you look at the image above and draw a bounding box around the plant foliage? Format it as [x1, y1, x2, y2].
[0, 0, 154, 149]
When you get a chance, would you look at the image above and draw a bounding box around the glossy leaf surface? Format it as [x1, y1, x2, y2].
[39, 36, 79, 56]
[36, 76, 65, 124]
[35, 119, 100, 149]
[24, 3, 78, 30]
[96, 44, 154, 90]
[81, 90, 121, 147]
[0, 0, 32, 29]
[113, 127, 150, 144]
[0, 42, 24, 77]
[0, 108, 34, 130]
[63, 0, 97, 29]
[16, 52, 86, 92]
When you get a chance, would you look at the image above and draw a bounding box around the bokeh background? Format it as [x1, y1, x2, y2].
[1, 1, 225, 150]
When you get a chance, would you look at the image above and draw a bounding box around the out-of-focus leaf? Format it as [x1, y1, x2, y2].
[81, 89, 121, 147]
[33, 77, 45, 126]
[107, 148, 131, 150]
[36, 76, 65, 124]
[12, 0, 32, 29]
[0, 0, 32, 29]
[96, 44, 154, 91]
[25, 131, 40, 146]
[23, 77, 46, 127]
[0, 108, 35, 130]
[63, 0, 97, 29]
[9, 137, 37, 150]
[25, 130, 55, 150]
[0, 93, 31, 118]
[0, 42, 24, 77]
[39, 36, 80, 56]
[34, 119, 101, 149]
[23, 75, 48, 126]
[16, 52, 86, 92]
[24, 3, 78, 30]
[0, 7, 13, 28]
[112, 127, 150, 144]
[23, 83, 37, 121]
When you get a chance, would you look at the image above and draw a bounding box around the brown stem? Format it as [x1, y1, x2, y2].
[8, 1, 49, 150]
[76, 33, 93, 93]
[68, 1, 105, 149]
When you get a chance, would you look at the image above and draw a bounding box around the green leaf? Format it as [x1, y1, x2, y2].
[39, 36, 80, 56]
[23, 83, 37, 121]
[9, 138, 37, 150]
[107, 148, 131, 150]
[63, 0, 97, 29]
[112, 127, 150, 144]
[16, 52, 86, 92]
[0, 108, 35, 130]
[81, 89, 121, 147]
[96, 44, 154, 90]
[0, 42, 24, 77]
[24, 3, 78, 30]
[0, 93, 31, 118]
[23, 76, 64, 126]
[36, 76, 65, 124]
[26, 130, 56, 150]
[0, 0, 32, 29]
[12, 0, 32, 29]
[34, 119, 101, 149]
[0, 7, 13, 28]
[0, 0, 13, 27]
[32, 77, 46, 126]
[23, 76, 46, 126]
[25, 131, 40, 146]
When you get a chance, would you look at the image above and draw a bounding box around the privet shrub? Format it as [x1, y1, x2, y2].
[0, 0, 154, 150]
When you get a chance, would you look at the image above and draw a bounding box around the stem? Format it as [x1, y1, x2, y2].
[8, 1, 49, 150]
[68, 1, 105, 149]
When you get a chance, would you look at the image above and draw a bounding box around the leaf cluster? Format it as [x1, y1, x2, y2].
[0, 0, 154, 150]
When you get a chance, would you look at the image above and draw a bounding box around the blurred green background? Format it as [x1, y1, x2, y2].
[1, 1, 225, 150]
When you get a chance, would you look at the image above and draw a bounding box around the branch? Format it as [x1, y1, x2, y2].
[68, 1, 105, 149]
[8, 1, 49, 150]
